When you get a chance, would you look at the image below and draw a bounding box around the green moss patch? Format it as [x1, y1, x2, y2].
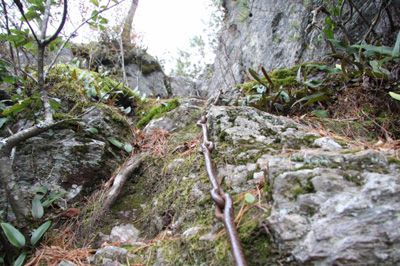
[136, 98, 180, 128]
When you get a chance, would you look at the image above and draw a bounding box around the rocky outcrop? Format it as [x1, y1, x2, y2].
[143, 98, 205, 134]
[0, 105, 133, 217]
[201, 0, 400, 98]
[169, 76, 198, 97]
[89, 100, 399, 265]
[206, 105, 400, 265]
[71, 43, 198, 98]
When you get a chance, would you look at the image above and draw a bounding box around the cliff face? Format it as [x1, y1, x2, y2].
[200, 0, 400, 98]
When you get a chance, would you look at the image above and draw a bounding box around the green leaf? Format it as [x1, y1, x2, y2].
[30, 221, 51, 246]
[279, 90, 290, 103]
[25, 9, 40, 21]
[237, 0, 250, 21]
[99, 17, 108, 24]
[86, 127, 99, 134]
[91, 10, 99, 19]
[292, 92, 328, 107]
[389, 91, 400, 101]
[49, 98, 61, 111]
[2, 76, 16, 84]
[31, 196, 44, 220]
[41, 191, 65, 208]
[312, 109, 329, 118]
[392, 32, 400, 57]
[108, 137, 124, 148]
[255, 84, 266, 94]
[248, 68, 269, 88]
[0, 223, 26, 248]
[34, 186, 48, 200]
[123, 143, 133, 153]
[303, 79, 324, 88]
[2, 99, 31, 117]
[352, 44, 393, 57]
[13, 252, 26, 266]
[323, 17, 335, 39]
[0, 117, 8, 129]
[71, 69, 78, 80]
[90, 0, 99, 6]
[244, 193, 256, 204]
[86, 86, 97, 98]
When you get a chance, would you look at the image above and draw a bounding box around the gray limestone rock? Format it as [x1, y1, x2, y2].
[125, 64, 168, 97]
[207, 105, 319, 151]
[92, 246, 128, 265]
[169, 76, 198, 97]
[313, 137, 342, 151]
[58, 260, 77, 266]
[266, 150, 400, 265]
[0, 106, 131, 215]
[110, 224, 140, 244]
[200, 1, 400, 99]
[143, 98, 205, 134]
[207, 105, 400, 265]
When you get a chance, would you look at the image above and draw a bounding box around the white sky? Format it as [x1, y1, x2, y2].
[134, 0, 210, 61]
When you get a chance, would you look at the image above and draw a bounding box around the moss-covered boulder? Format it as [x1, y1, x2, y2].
[0, 64, 136, 216]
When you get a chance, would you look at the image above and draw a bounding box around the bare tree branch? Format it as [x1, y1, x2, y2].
[1, 58, 38, 83]
[39, 0, 53, 41]
[42, 0, 68, 46]
[1, 0, 18, 76]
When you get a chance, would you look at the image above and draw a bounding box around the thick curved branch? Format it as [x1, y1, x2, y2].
[0, 121, 62, 155]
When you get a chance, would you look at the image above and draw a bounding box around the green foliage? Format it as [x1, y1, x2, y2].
[244, 193, 256, 204]
[88, 2, 110, 31]
[1, 98, 33, 117]
[242, 63, 335, 114]
[0, 118, 8, 129]
[0, 59, 17, 84]
[86, 127, 99, 134]
[1, 187, 60, 263]
[137, 98, 180, 128]
[311, 109, 329, 118]
[389, 92, 400, 101]
[31, 196, 44, 220]
[13, 252, 26, 266]
[0, 223, 26, 248]
[236, 0, 250, 22]
[108, 137, 134, 154]
[30, 221, 51, 246]
[48, 64, 143, 111]
[0, 29, 32, 48]
[327, 33, 400, 79]
[41, 191, 66, 208]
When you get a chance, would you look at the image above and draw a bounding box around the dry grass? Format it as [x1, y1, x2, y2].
[25, 225, 94, 266]
[135, 128, 170, 157]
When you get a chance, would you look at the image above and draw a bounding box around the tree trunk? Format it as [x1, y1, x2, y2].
[0, 121, 63, 223]
[37, 45, 53, 123]
[121, 0, 139, 45]
[0, 153, 29, 222]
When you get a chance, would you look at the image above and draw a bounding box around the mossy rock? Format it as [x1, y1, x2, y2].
[136, 98, 180, 128]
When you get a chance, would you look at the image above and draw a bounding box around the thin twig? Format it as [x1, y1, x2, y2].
[45, 0, 126, 78]
[1, 57, 38, 83]
[13, 0, 40, 43]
